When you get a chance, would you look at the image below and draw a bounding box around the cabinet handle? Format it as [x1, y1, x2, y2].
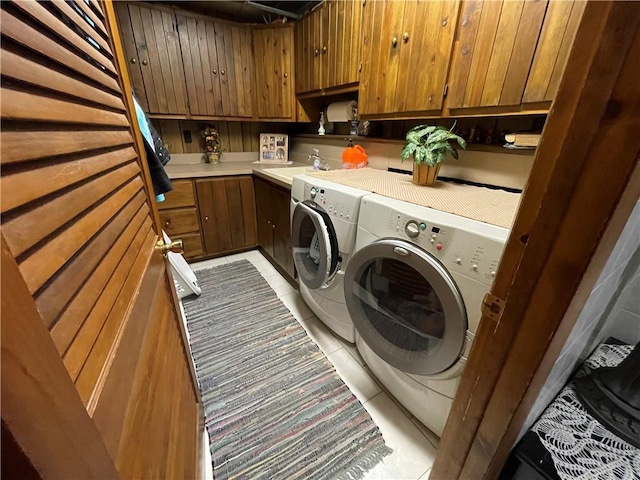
[391, 36, 398, 47]
[403, 32, 409, 43]
[213, 68, 217, 74]
[165, 220, 170, 227]
[130, 57, 137, 64]
[141, 59, 148, 66]
[322, 46, 327, 54]
[283, 72, 288, 78]
[314, 48, 319, 56]
[221, 70, 225, 75]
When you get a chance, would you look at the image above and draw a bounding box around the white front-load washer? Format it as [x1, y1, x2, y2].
[290, 175, 370, 342]
[343, 193, 509, 436]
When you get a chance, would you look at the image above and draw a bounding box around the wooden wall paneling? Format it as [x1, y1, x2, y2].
[464, 1, 503, 107]
[499, 0, 548, 105]
[217, 120, 231, 152]
[215, 22, 233, 116]
[430, 3, 640, 478]
[228, 121, 244, 152]
[0, 7, 120, 93]
[545, 1, 586, 101]
[251, 122, 262, 151]
[241, 122, 254, 151]
[447, 1, 484, 109]
[480, 0, 525, 106]
[179, 120, 204, 153]
[155, 119, 184, 153]
[239, 177, 258, 247]
[196, 18, 216, 116]
[49, 212, 149, 354]
[1, 235, 119, 479]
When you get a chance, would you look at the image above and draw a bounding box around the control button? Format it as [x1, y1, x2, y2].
[431, 234, 437, 239]
[435, 243, 443, 251]
[310, 187, 318, 198]
[430, 239, 435, 244]
[472, 264, 478, 271]
[346, 215, 350, 220]
[455, 258, 462, 265]
[419, 222, 427, 230]
[405, 220, 420, 238]
[491, 271, 496, 277]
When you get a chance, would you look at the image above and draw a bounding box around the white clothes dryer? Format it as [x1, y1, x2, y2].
[343, 194, 509, 436]
[290, 175, 370, 342]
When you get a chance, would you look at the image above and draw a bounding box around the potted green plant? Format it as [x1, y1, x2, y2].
[400, 124, 466, 186]
[200, 126, 222, 164]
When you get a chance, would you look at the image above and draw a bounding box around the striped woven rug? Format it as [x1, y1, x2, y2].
[183, 260, 392, 480]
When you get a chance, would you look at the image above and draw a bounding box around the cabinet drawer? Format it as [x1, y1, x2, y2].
[181, 233, 204, 259]
[160, 208, 199, 236]
[162, 180, 196, 209]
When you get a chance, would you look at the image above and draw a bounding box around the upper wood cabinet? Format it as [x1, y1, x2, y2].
[359, 0, 460, 117]
[447, 0, 585, 109]
[252, 24, 295, 119]
[115, 2, 187, 114]
[176, 15, 253, 117]
[295, 0, 363, 94]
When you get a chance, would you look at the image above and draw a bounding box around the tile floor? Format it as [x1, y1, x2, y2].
[188, 250, 440, 480]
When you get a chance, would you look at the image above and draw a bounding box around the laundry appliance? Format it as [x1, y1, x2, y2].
[290, 175, 370, 342]
[343, 194, 509, 436]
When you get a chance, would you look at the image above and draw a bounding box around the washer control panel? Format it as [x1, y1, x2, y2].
[304, 183, 357, 221]
[385, 208, 506, 285]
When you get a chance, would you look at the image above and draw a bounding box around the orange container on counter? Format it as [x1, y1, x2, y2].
[341, 139, 368, 169]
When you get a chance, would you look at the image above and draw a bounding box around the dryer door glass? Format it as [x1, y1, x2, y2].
[292, 200, 340, 289]
[344, 239, 467, 375]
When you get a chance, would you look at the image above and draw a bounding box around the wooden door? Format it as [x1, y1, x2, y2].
[196, 177, 257, 255]
[253, 24, 295, 119]
[254, 177, 275, 257]
[395, 0, 460, 113]
[359, 0, 406, 115]
[271, 186, 295, 278]
[447, 0, 550, 109]
[523, 0, 586, 103]
[0, 1, 200, 478]
[320, 1, 331, 89]
[114, 2, 187, 114]
[331, 0, 363, 88]
[311, 6, 323, 91]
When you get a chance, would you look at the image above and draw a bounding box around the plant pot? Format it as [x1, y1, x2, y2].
[412, 163, 441, 186]
[205, 152, 220, 164]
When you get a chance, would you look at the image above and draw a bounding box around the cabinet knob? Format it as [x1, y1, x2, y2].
[213, 68, 217, 74]
[205, 216, 209, 222]
[391, 36, 398, 47]
[141, 59, 148, 66]
[130, 57, 137, 64]
[267, 220, 271, 224]
[272, 224, 276, 229]
[322, 46, 327, 54]
[164, 220, 170, 227]
[314, 48, 319, 56]
[403, 32, 409, 43]
[221, 70, 225, 75]
[283, 72, 288, 78]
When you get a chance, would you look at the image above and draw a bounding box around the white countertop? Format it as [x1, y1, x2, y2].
[164, 161, 314, 188]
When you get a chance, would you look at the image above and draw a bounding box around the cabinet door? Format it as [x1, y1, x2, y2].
[117, 3, 187, 114]
[253, 25, 295, 119]
[336, 0, 363, 88]
[254, 177, 274, 257]
[271, 186, 295, 278]
[320, 2, 331, 89]
[447, 0, 548, 109]
[359, 0, 405, 115]
[523, 0, 586, 103]
[295, 13, 309, 93]
[396, 1, 460, 112]
[196, 177, 257, 255]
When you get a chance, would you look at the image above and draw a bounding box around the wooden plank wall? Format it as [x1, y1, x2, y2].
[152, 120, 288, 154]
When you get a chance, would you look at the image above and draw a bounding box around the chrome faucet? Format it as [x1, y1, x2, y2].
[308, 148, 330, 171]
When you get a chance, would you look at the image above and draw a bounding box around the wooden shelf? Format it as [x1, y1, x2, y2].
[293, 134, 537, 155]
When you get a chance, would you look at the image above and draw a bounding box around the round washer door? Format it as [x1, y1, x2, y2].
[344, 239, 467, 375]
[291, 200, 340, 289]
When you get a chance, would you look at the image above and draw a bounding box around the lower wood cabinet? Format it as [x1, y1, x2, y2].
[196, 176, 257, 256]
[254, 176, 295, 278]
[158, 180, 204, 259]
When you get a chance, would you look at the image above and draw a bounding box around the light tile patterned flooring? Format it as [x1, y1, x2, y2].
[189, 250, 440, 480]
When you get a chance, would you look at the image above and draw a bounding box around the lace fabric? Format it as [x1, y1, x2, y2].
[531, 344, 640, 480]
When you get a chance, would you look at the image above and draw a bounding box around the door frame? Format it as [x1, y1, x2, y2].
[430, 2, 640, 478]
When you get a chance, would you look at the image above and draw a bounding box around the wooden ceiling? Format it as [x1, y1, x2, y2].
[160, 1, 320, 23]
